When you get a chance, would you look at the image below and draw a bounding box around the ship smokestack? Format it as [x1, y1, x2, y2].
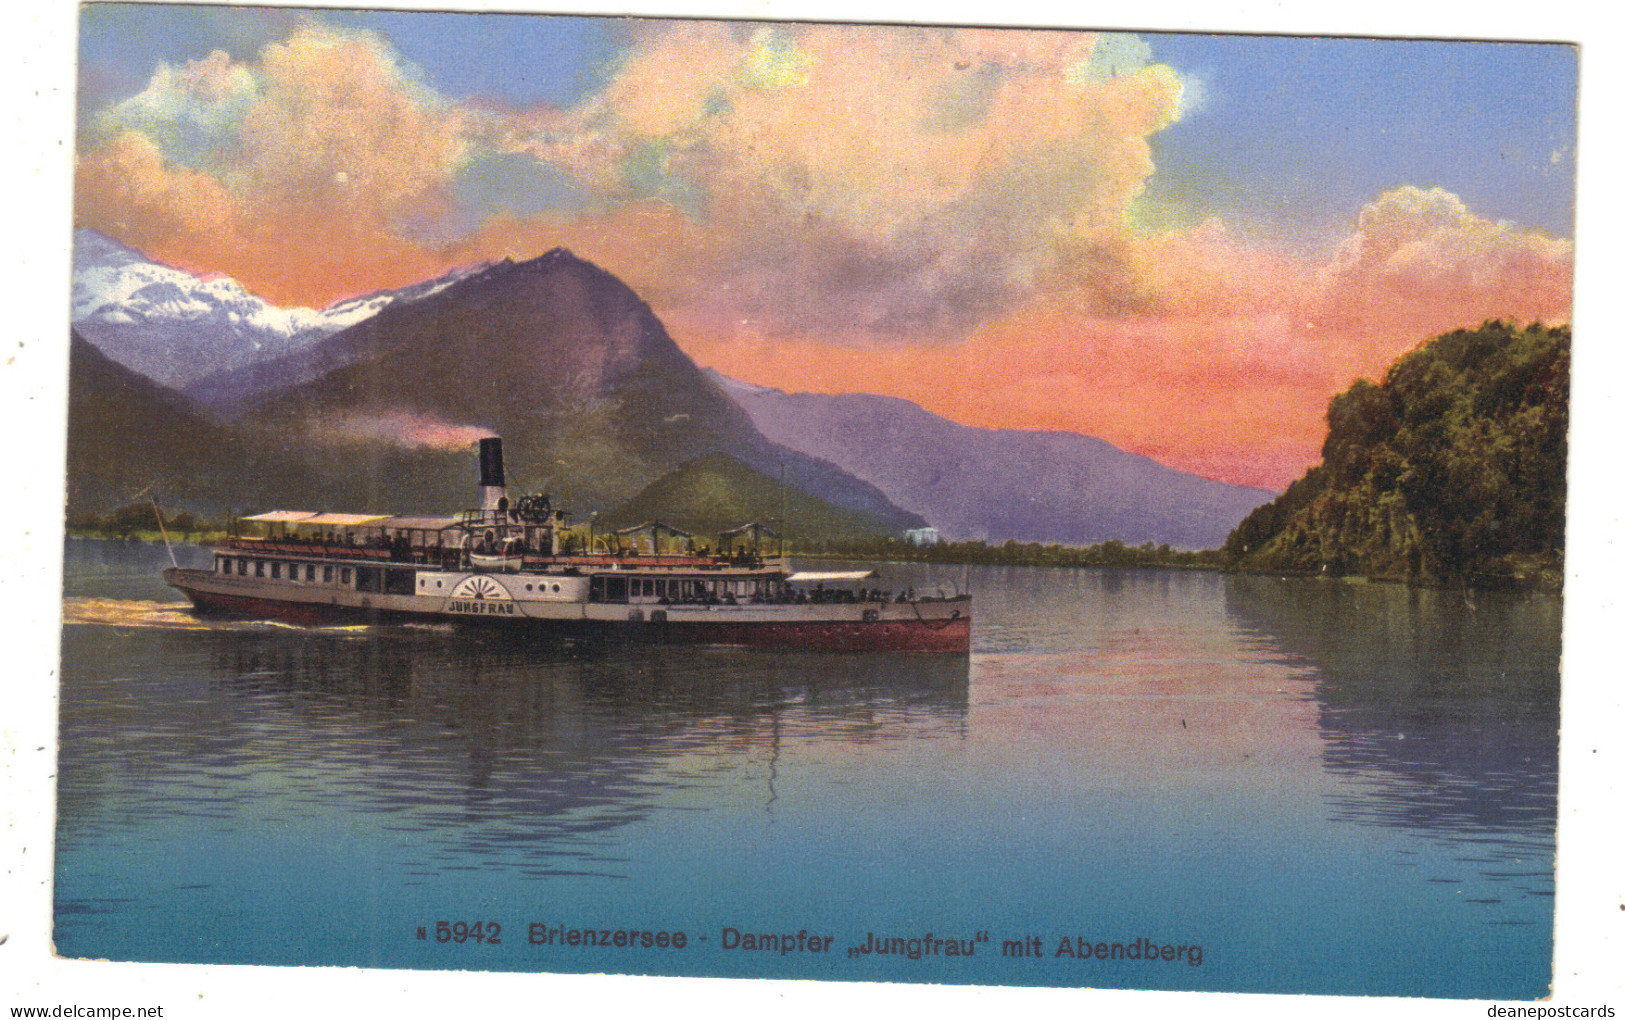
[478, 437, 507, 511]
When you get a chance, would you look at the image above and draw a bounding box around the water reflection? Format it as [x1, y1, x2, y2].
[1221, 575, 1559, 848]
[58, 612, 969, 882]
[55, 542, 1561, 992]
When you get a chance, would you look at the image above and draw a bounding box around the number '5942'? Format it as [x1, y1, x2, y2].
[436, 920, 501, 944]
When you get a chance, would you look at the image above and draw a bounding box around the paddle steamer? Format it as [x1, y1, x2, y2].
[163, 439, 970, 652]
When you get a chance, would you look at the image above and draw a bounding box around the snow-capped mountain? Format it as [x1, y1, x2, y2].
[70, 229, 485, 387]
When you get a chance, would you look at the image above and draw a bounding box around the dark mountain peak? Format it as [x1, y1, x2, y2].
[66, 328, 247, 513]
[147, 257, 920, 535]
[69, 328, 192, 416]
[507, 247, 654, 317]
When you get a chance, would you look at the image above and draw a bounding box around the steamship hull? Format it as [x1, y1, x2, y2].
[164, 436, 970, 653]
[163, 566, 970, 652]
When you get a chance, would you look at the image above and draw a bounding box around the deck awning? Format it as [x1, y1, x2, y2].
[381, 515, 459, 531]
[302, 513, 392, 527]
[241, 510, 319, 523]
[718, 521, 779, 538]
[615, 520, 694, 538]
[785, 570, 875, 583]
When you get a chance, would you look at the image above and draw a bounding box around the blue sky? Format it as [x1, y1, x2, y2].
[1140, 34, 1576, 241]
[77, 6, 1578, 248]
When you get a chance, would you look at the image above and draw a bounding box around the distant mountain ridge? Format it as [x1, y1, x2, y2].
[67, 243, 923, 535]
[712, 372, 1275, 549]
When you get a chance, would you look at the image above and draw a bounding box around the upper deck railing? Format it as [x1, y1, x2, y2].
[219, 535, 785, 573]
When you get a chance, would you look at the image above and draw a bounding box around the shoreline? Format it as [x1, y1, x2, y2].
[64, 533, 1562, 596]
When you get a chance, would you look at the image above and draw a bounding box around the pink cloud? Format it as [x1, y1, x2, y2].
[73, 20, 1572, 493]
[1312, 186, 1572, 335]
[318, 412, 496, 451]
[688, 188, 1572, 490]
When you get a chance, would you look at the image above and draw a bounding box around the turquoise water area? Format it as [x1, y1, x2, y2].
[54, 539, 1558, 998]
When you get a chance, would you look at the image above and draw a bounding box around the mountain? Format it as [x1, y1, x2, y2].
[152, 248, 923, 531]
[64, 329, 263, 513]
[713, 372, 1276, 549]
[602, 452, 898, 541]
[1224, 322, 1567, 588]
[72, 228, 485, 389]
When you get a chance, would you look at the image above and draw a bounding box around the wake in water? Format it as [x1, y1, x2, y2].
[400, 621, 458, 634]
[61, 597, 372, 634]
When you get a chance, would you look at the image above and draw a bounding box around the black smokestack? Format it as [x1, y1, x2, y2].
[478, 437, 505, 488]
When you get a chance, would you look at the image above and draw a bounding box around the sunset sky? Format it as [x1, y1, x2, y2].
[73, 6, 1576, 490]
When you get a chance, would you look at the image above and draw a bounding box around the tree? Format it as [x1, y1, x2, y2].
[1225, 321, 1568, 587]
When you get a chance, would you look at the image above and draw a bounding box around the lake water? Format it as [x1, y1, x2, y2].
[53, 539, 1560, 999]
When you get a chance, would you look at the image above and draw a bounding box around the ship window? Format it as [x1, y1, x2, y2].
[305, 564, 316, 582]
[237, 559, 247, 575]
[255, 561, 265, 578]
[552, 583, 560, 592]
[341, 567, 352, 585]
[271, 562, 281, 579]
[525, 583, 533, 591]
[323, 565, 334, 583]
[384, 569, 415, 595]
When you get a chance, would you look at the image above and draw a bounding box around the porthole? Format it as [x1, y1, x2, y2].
[552, 583, 561, 592]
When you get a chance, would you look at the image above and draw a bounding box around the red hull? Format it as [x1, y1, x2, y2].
[175, 587, 970, 653]
[660, 616, 970, 653]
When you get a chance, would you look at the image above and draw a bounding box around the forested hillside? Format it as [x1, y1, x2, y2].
[1225, 321, 1568, 589]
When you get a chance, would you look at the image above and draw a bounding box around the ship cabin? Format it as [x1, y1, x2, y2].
[584, 568, 886, 608]
[212, 510, 465, 594]
[212, 504, 879, 607]
[587, 569, 782, 606]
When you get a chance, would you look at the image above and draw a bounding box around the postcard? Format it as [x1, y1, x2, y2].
[8, 0, 1617, 1016]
